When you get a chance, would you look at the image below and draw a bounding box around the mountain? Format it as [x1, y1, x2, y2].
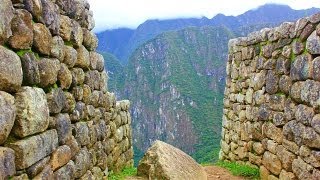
[97, 4, 320, 64]
[119, 26, 235, 163]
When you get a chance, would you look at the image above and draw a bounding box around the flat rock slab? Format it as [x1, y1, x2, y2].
[137, 140, 207, 180]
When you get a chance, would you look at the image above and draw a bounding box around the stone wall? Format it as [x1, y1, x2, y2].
[0, 0, 133, 179]
[220, 13, 320, 180]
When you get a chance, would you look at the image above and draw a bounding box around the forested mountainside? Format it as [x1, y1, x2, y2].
[97, 4, 320, 64]
[99, 4, 320, 165]
[113, 26, 235, 163]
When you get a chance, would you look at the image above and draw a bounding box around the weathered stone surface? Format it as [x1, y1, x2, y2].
[63, 45, 77, 68]
[83, 29, 98, 51]
[65, 135, 79, 158]
[57, 63, 72, 90]
[50, 145, 71, 170]
[53, 160, 75, 180]
[59, 15, 72, 41]
[38, 58, 60, 87]
[0, 0, 14, 44]
[51, 36, 65, 61]
[73, 122, 90, 146]
[295, 104, 314, 126]
[41, 0, 60, 35]
[290, 81, 304, 103]
[0, 147, 16, 178]
[13, 87, 49, 137]
[24, 0, 42, 22]
[262, 151, 282, 175]
[33, 23, 52, 55]
[276, 145, 296, 171]
[20, 52, 40, 85]
[74, 148, 91, 178]
[292, 40, 304, 55]
[8, 130, 58, 170]
[0, 46, 23, 92]
[71, 68, 85, 86]
[26, 156, 50, 178]
[260, 165, 270, 180]
[0, 92, 15, 144]
[279, 170, 296, 180]
[312, 57, 320, 81]
[54, 113, 72, 144]
[70, 20, 83, 47]
[138, 141, 206, 180]
[89, 51, 104, 71]
[262, 122, 283, 143]
[290, 54, 312, 81]
[292, 157, 313, 179]
[70, 101, 86, 122]
[62, 92, 76, 113]
[299, 145, 320, 168]
[9, 9, 33, 49]
[75, 45, 90, 69]
[46, 88, 66, 114]
[85, 70, 101, 91]
[266, 70, 279, 94]
[306, 31, 320, 55]
[33, 165, 53, 180]
[279, 75, 292, 95]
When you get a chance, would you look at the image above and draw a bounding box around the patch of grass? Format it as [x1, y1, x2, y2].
[108, 167, 137, 180]
[16, 49, 32, 57]
[64, 41, 73, 47]
[215, 161, 260, 179]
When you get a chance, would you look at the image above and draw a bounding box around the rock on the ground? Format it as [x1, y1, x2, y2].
[137, 140, 207, 180]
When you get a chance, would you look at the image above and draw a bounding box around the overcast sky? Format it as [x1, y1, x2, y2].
[87, 0, 320, 32]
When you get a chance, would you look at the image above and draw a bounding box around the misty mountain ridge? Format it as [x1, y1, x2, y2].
[97, 3, 320, 64]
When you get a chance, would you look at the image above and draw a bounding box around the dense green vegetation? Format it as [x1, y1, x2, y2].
[216, 161, 260, 179]
[108, 167, 137, 180]
[100, 52, 126, 92]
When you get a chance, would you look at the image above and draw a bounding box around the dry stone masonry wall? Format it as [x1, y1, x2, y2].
[220, 13, 320, 180]
[0, 0, 133, 179]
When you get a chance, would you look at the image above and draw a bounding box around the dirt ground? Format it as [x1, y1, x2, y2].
[125, 166, 246, 180]
[204, 166, 246, 180]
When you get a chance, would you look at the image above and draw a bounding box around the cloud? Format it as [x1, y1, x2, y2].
[87, 0, 320, 32]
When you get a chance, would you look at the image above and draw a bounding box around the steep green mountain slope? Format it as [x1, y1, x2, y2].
[120, 26, 235, 163]
[97, 4, 319, 64]
[100, 52, 125, 94]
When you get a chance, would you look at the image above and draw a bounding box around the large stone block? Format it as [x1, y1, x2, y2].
[276, 145, 296, 171]
[38, 58, 60, 87]
[8, 129, 58, 170]
[306, 31, 320, 55]
[295, 104, 314, 126]
[53, 160, 75, 180]
[50, 145, 71, 171]
[0, 46, 23, 92]
[8, 9, 33, 49]
[13, 87, 49, 138]
[20, 52, 40, 85]
[74, 148, 90, 178]
[262, 151, 282, 175]
[290, 54, 312, 81]
[0, 147, 16, 178]
[75, 45, 90, 69]
[292, 157, 314, 179]
[262, 122, 283, 143]
[46, 88, 66, 114]
[33, 23, 52, 55]
[0, 92, 16, 145]
[0, 0, 14, 44]
[138, 141, 207, 180]
[54, 113, 72, 145]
